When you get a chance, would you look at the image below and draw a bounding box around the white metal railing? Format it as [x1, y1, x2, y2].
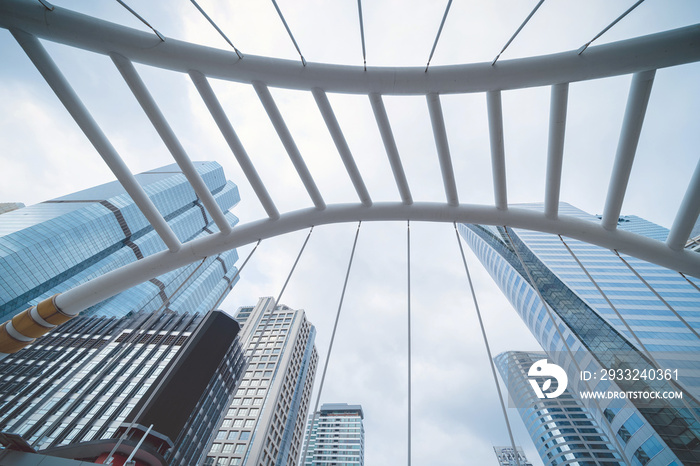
[0, 0, 698, 338]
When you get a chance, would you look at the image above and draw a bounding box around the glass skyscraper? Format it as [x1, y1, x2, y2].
[0, 162, 248, 464]
[204, 297, 318, 466]
[460, 203, 700, 466]
[0, 161, 241, 322]
[496, 350, 623, 465]
[0, 308, 246, 465]
[301, 403, 365, 466]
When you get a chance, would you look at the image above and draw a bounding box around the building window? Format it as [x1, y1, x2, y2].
[235, 444, 247, 454]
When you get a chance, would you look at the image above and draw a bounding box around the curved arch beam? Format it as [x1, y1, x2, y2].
[1, 0, 699, 95]
[54, 203, 700, 317]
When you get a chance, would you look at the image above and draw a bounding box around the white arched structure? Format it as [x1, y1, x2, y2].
[0, 0, 699, 351]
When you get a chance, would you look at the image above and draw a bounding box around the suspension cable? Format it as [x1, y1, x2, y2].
[357, 0, 367, 71]
[37, 0, 53, 11]
[190, 0, 243, 59]
[247, 227, 313, 361]
[502, 226, 633, 464]
[301, 222, 362, 465]
[425, 0, 453, 72]
[270, 0, 307, 66]
[454, 224, 521, 466]
[407, 220, 412, 466]
[210, 240, 262, 311]
[680, 272, 700, 293]
[240, 227, 314, 466]
[611, 248, 700, 341]
[577, 0, 647, 54]
[492, 0, 545, 66]
[115, 0, 165, 42]
[557, 234, 700, 426]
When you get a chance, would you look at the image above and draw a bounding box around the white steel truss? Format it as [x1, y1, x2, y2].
[0, 0, 699, 332]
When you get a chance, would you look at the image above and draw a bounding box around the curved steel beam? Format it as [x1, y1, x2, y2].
[50, 203, 700, 319]
[1, 0, 699, 95]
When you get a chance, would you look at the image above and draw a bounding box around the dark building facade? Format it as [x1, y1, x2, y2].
[0, 308, 245, 465]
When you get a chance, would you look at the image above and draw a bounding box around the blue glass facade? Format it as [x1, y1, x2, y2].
[461, 203, 700, 466]
[0, 309, 246, 465]
[496, 351, 623, 465]
[0, 162, 241, 320]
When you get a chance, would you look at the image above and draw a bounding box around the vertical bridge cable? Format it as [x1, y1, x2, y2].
[557, 235, 700, 427]
[612, 248, 700, 341]
[241, 227, 313, 466]
[209, 240, 263, 311]
[115, 0, 165, 42]
[577, 0, 647, 54]
[407, 220, 412, 466]
[301, 222, 362, 465]
[425, 0, 453, 72]
[37, 0, 54, 11]
[190, 0, 243, 59]
[680, 272, 700, 293]
[357, 0, 367, 71]
[253, 227, 313, 357]
[491, 0, 545, 66]
[454, 224, 521, 466]
[503, 226, 633, 464]
[270, 0, 306, 66]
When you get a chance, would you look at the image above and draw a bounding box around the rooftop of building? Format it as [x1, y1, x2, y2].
[320, 403, 364, 419]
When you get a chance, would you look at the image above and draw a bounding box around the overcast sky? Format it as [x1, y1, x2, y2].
[1, 1, 700, 464]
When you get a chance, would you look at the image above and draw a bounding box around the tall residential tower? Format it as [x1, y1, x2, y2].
[301, 403, 365, 466]
[205, 297, 318, 466]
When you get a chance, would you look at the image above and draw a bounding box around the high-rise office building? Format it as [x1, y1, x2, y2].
[0, 308, 246, 465]
[494, 445, 534, 466]
[204, 297, 319, 466]
[460, 203, 700, 465]
[496, 351, 623, 465]
[300, 403, 365, 466]
[0, 161, 241, 322]
[0, 162, 247, 464]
